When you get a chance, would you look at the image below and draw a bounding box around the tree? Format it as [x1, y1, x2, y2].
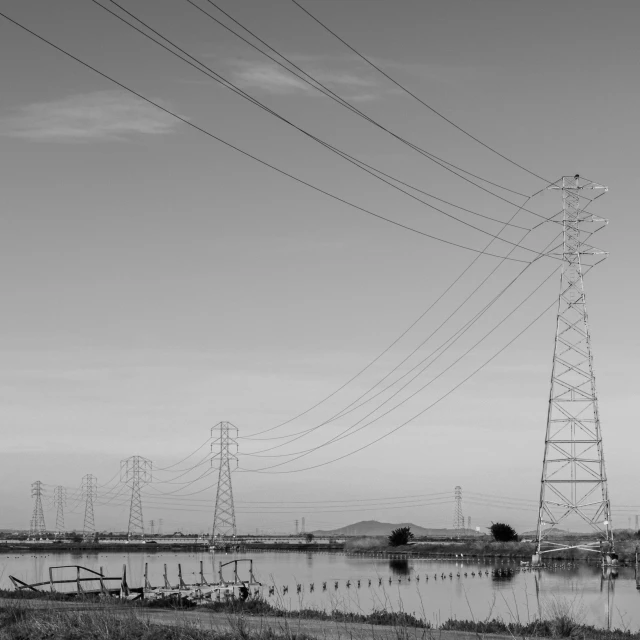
[388, 527, 414, 547]
[490, 522, 518, 542]
[305, 533, 315, 543]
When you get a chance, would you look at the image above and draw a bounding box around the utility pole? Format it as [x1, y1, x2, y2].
[82, 474, 97, 539]
[53, 486, 66, 535]
[453, 486, 464, 536]
[29, 481, 46, 538]
[211, 422, 238, 539]
[534, 176, 612, 564]
[121, 456, 152, 538]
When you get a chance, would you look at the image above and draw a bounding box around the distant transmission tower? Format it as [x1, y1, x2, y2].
[149, 519, 156, 536]
[121, 456, 152, 538]
[467, 516, 471, 530]
[81, 474, 97, 539]
[29, 481, 46, 538]
[158, 518, 163, 535]
[534, 175, 612, 563]
[301, 517, 306, 534]
[453, 486, 464, 533]
[53, 486, 66, 535]
[295, 519, 299, 535]
[211, 422, 238, 538]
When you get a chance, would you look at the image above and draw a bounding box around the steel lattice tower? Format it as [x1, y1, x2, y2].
[453, 486, 464, 532]
[534, 175, 611, 562]
[211, 422, 238, 539]
[53, 486, 66, 535]
[121, 456, 152, 538]
[82, 474, 97, 539]
[29, 481, 46, 538]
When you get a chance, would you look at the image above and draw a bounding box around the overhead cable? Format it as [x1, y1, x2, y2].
[290, 0, 550, 183]
[0, 11, 537, 265]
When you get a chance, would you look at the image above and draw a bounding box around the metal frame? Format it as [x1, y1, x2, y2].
[535, 175, 612, 558]
[212, 422, 238, 538]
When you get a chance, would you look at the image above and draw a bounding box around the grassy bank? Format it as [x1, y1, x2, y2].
[345, 536, 640, 562]
[0, 603, 317, 640]
[2, 598, 639, 640]
[0, 591, 427, 629]
[441, 617, 639, 639]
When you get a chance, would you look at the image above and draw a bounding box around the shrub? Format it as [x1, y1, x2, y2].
[490, 522, 518, 542]
[388, 527, 414, 547]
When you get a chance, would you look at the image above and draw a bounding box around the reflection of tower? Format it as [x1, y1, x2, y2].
[301, 517, 305, 534]
[29, 481, 46, 537]
[535, 176, 612, 560]
[453, 486, 464, 533]
[82, 474, 97, 538]
[53, 486, 66, 534]
[211, 422, 238, 538]
[121, 456, 152, 538]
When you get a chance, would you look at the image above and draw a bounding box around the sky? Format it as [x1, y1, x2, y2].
[1, 0, 639, 536]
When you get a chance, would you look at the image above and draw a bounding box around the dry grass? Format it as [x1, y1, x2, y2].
[0, 603, 319, 640]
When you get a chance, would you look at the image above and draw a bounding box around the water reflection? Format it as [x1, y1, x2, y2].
[389, 559, 410, 576]
[3, 551, 639, 629]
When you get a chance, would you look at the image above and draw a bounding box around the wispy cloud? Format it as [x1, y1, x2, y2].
[228, 58, 381, 100]
[1, 90, 179, 142]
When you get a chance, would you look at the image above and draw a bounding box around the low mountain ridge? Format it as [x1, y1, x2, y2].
[311, 520, 483, 537]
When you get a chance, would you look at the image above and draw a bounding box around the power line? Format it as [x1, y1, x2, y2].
[243, 229, 563, 456]
[106, 0, 536, 227]
[241, 262, 560, 468]
[90, 0, 558, 262]
[189, 0, 541, 202]
[239, 292, 560, 475]
[154, 436, 213, 471]
[240, 198, 598, 445]
[241, 193, 554, 443]
[0, 10, 537, 265]
[290, 0, 549, 184]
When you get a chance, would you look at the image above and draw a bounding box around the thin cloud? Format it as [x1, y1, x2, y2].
[232, 62, 316, 95]
[229, 59, 381, 97]
[1, 90, 179, 142]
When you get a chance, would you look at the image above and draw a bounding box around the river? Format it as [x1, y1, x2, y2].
[1, 549, 638, 631]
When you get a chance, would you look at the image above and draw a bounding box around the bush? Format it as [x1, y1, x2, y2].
[490, 522, 518, 542]
[388, 527, 414, 547]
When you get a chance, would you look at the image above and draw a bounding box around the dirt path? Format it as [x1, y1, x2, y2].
[0, 598, 523, 640]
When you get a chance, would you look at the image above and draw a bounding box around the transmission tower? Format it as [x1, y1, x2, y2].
[211, 422, 238, 539]
[295, 519, 299, 535]
[121, 456, 152, 538]
[534, 175, 612, 563]
[158, 518, 163, 535]
[53, 486, 66, 535]
[81, 474, 97, 539]
[453, 486, 464, 533]
[149, 519, 155, 536]
[29, 481, 46, 538]
[301, 517, 305, 534]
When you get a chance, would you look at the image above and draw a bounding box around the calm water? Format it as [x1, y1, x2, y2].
[1, 550, 638, 630]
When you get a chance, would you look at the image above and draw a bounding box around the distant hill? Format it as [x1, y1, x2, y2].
[311, 520, 483, 537]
